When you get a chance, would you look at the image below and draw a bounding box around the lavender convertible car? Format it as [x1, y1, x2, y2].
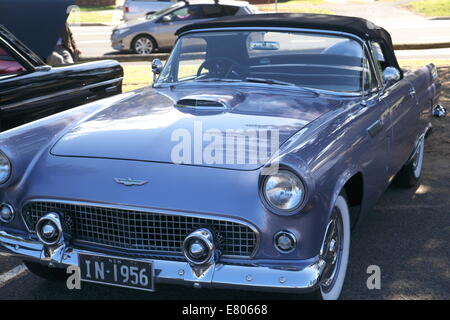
[0, 14, 442, 299]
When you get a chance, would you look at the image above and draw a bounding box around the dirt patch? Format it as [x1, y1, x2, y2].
[426, 66, 450, 181]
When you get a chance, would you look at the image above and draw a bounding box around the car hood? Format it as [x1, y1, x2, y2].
[51, 85, 342, 170]
[0, 0, 74, 60]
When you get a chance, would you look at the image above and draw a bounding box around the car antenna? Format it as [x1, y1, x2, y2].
[181, 0, 190, 5]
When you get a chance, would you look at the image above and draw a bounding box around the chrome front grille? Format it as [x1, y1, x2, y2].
[22, 201, 257, 257]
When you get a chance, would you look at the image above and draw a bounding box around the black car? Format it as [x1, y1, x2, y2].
[0, 25, 123, 132]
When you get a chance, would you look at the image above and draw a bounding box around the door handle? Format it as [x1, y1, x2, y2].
[368, 119, 384, 138]
[409, 88, 416, 97]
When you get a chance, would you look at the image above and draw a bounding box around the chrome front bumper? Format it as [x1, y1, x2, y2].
[0, 230, 324, 292]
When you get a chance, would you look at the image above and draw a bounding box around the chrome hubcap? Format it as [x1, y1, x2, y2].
[321, 207, 344, 292]
[135, 38, 153, 54]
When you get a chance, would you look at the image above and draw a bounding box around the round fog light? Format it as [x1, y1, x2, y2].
[42, 222, 58, 239]
[36, 213, 63, 246]
[0, 203, 14, 223]
[183, 228, 215, 265]
[274, 231, 297, 253]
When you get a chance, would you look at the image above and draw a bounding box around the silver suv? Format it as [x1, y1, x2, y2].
[113, 0, 257, 54]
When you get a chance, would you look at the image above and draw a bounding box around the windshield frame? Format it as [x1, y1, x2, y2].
[155, 27, 372, 96]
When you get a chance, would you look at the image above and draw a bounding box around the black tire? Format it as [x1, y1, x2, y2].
[23, 261, 67, 282]
[392, 137, 425, 188]
[307, 191, 351, 300]
[131, 35, 156, 55]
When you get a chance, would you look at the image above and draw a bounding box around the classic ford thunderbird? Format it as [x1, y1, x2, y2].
[0, 14, 442, 299]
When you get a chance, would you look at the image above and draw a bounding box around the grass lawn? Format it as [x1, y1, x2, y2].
[257, 0, 333, 14]
[257, 5, 334, 14]
[399, 59, 450, 70]
[405, 0, 450, 17]
[277, 0, 325, 4]
[123, 65, 152, 92]
[122, 60, 450, 93]
[78, 6, 116, 11]
[68, 5, 117, 24]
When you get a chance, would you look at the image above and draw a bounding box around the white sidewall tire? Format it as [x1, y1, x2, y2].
[320, 195, 351, 300]
[413, 138, 425, 179]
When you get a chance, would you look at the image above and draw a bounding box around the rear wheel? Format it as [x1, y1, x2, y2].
[393, 137, 424, 188]
[23, 261, 67, 282]
[132, 35, 156, 54]
[309, 193, 351, 300]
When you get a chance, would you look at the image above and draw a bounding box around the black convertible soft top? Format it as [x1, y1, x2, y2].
[176, 13, 401, 72]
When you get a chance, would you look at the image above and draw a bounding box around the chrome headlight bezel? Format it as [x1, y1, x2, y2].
[260, 169, 307, 216]
[0, 151, 11, 185]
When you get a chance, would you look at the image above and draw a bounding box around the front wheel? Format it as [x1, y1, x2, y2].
[310, 193, 351, 300]
[132, 35, 156, 54]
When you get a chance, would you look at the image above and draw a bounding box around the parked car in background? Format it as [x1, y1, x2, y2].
[123, 0, 178, 22]
[0, 14, 441, 300]
[112, 0, 257, 54]
[0, 25, 123, 132]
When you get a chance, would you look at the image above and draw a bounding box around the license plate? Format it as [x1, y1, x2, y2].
[78, 254, 154, 292]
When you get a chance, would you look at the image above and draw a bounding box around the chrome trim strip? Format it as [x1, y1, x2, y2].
[0, 229, 324, 292]
[21, 198, 261, 259]
[0, 77, 124, 112]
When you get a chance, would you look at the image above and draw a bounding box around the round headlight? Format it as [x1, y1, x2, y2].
[263, 170, 305, 212]
[0, 152, 11, 184]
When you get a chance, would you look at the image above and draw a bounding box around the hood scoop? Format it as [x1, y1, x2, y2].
[176, 94, 228, 111]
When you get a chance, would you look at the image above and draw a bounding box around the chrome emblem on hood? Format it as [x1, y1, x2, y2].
[114, 178, 148, 186]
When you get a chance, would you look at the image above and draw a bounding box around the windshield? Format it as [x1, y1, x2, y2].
[157, 30, 368, 93]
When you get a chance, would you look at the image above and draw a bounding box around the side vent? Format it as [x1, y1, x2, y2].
[176, 95, 227, 110]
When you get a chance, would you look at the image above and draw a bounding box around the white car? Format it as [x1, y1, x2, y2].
[123, 0, 178, 22]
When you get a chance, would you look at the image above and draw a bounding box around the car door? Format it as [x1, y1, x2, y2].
[0, 33, 123, 132]
[360, 52, 393, 200]
[371, 42, 418, 177]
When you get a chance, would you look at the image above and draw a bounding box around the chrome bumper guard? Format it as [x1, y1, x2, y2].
[0, 230, 324, 292]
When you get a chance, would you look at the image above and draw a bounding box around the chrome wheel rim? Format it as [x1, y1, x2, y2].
[320, 207, 344, 293]
[134, 37, 153, 54]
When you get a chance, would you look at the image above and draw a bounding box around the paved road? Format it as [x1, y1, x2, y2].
[1, 109, 449, 299]
[72, 8, 450, 59]
[72, 25, 115, 58]
[72, 25, 450, 60]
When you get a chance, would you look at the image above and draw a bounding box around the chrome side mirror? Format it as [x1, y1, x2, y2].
[151, 58, 163, 83]
[161, 15, 172, 23]
[382, 67, 401, 84]
[378, 67, 401, 100]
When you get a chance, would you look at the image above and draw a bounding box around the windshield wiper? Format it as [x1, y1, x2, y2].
[243, 77, 295, 86]
[195, 78, 242, 83]
[175, 77, 319, 95]
[243, 77, 319, 95]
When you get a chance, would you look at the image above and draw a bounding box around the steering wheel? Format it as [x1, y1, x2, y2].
[196, 57, 245, 79]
